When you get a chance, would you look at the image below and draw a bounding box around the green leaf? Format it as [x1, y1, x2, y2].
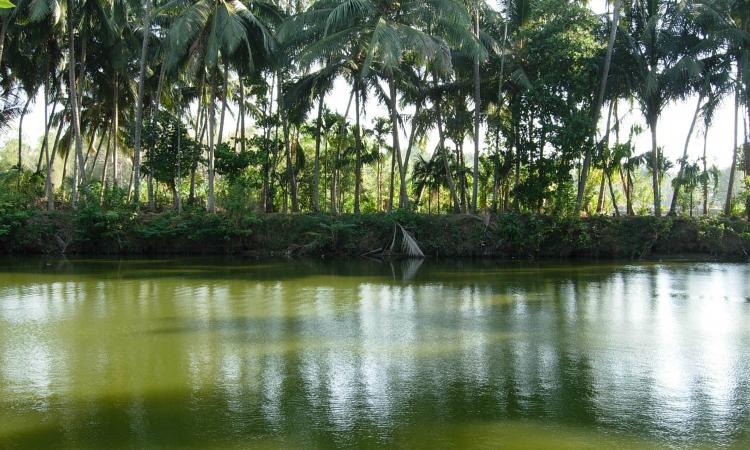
[0, 0, 14, 8]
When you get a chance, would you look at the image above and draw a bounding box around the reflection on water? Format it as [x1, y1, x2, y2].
[0, 259, 749, 448]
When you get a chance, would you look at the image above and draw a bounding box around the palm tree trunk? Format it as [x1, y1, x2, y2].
[313, 93, 324, 212]
[432, 73, 461, 213]
[606, 170, 619, 216]
[597, 102, 615, 214]
[649, 115, 661, 216]
[51, 106, 67, 167]
[312, 94, 325, 212]
[457, 143, 467, 212]
[745, 141, 750, 221]
[154, 58, 166, 112]
[627, 169, 635, 215]
[491, 126, 500, 213]
[281, 181, 288, 213]
[497, 19, 509, 212]
[388, 75, 408, 208]
[596, 175, 606, 213]
[37, 84, 60, 173]
[17, 95, 32, 171]
[198, 100, 208, 147]
[83, 126, 100, 167]
[76, 33, 86, 121]
[72, 150, 79, 207]
[207, 74, 217, 213]
[127, 162, 134, 202]
[471, 9, 481, 214]
[133, 0, 152, 208]
[88, 127, 108, 180]
[176, 100, 183, 214]
[278, 72, 298, 213]
[189, 167, 196, 204]
[576, 0, 621, 214]
[231, 102, 240, 150]
[354, 87, 362, 213]
[388, 145, 395, 212]
[618, 167, 628, 212]
[45, 117, 63, 207]
[512, 121, 520, 210]
[234, 74, 245, 148]
[743, 102, 749, 220]
[323, 138, 329, 208]
[218, 59, 229, 145]
[402, 102, 422, 179]
[146, 59, 167, 210]
[412, 177, 426, 209]
[669, 95, 703, 215]
[614, 103, 632, 216]
[377, 157, 382, 211]
[263, 73, 274, 212]
[147, 156, 155, 207]
[66, 0, 88, 205]
[0, 15, 8, 66]
[43, 80, 54, 211]
[702, 128, 708, 215]
[194, 97, 206, 206]
[194, 77, 205, 137]
[112, 77, 119, 187]
[100, 132, 110, 195]
[62, 135, 71, 194]
[332, 89, 355, 213]
[339, 175, 344, 210]
[724, 82, 740, 216]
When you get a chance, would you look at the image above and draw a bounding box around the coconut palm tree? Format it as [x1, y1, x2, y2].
[166, 0, 276, 212]
[1, 0, 64, 206]
[575, 0, 623, 213]
[17, 0, 112, 205]
[295, 0, 485, 210]
[692, 0, 749, 215]
[724, 73, 741, 215]
[468, 0, 490, 213]
[65, 0, 89, 205]
[281, 65, 338, 211]
[697, 0, 749, 153]
[1, 13, 42, 172]
[668, 52, 732, 215]
[619, 0, 704, 216]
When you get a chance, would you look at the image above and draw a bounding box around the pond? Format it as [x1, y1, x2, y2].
[1, 259, 749, 448]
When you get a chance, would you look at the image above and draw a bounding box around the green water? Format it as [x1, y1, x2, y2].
[0, 259, 749, 449]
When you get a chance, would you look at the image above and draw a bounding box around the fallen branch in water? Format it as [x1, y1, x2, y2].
[366, 223, 424, 259]
[398, 223, 424, 258]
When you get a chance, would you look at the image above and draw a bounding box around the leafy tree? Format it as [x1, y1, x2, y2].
[142, 110, 202, 209]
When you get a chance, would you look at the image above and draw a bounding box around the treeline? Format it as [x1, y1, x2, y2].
[0, 0, 748, 219]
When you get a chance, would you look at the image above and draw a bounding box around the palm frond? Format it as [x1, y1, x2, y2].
[398, 223, 425, 258]
[324, 0, 373, 35]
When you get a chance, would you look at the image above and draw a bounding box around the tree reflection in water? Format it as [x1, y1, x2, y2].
[0, 259, 749, 448]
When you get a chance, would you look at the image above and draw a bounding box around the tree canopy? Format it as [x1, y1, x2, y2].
[0, 0, 747, 219]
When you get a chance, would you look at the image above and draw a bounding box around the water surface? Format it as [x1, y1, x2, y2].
[1, 259, 749, 448]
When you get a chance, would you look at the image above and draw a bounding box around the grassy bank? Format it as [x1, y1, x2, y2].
[1, 207, 749, 260]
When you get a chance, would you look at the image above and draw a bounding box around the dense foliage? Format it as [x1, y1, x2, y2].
[1, 205, 748, 258]
[0, 0, 748, 222]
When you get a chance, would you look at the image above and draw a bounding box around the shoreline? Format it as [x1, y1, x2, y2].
[1, 210, 748, 261]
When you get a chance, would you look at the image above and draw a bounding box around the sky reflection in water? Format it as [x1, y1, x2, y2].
[0, 259, 748, 449]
